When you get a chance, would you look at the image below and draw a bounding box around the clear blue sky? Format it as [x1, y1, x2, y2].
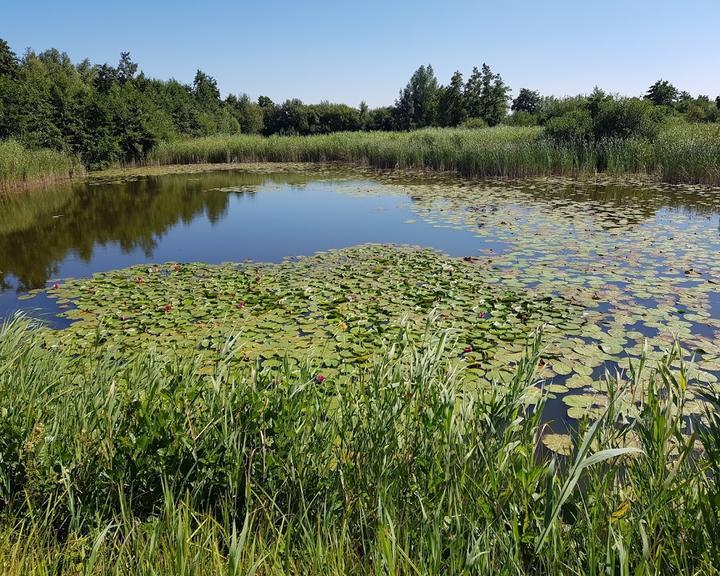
[2, 0, 718, 107]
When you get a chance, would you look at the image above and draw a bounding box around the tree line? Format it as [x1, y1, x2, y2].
[1, 38, 718, 168]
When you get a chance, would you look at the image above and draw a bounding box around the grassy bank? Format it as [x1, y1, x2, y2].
[0, 140, 83, 190]
[1, 317, 719, 574]
[145, 124, 720, 184]
[2, 124, 718, 187]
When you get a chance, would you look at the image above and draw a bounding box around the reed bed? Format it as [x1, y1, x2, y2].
[655, 122, 720, 184]
[145, 125, 720, 184]
[0, 140, 83, 190]
[1, 316, 718, 574]
[2, 124, 718, 187]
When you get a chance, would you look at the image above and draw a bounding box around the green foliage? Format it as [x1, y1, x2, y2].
[655, 122, 720, 184]
[437, 70, 467, 127]
[394, 64, 439, 129]
[511, 87, 541, 114]
[461, 117, 488, 129]
[0, 35, 717, 181]
[592, 96, 665, 140]
[0, 38, 19, 78]
[542, 90, 666, 145]
[262, 99, 361, 136]
[143, 126, 720, 184]
[506, 110, 538, 126]
[226, 93, 264, 134]
[0, 317, 719, 574]
[365, 106, 396, 131]
[544, 108, 593, 143]
[0, 139, 82, 188]
[463, 63, 510, 126]
[0, 41, 247, 169]
[645, 79, 679, 107]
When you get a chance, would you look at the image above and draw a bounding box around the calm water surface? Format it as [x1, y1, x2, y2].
[1, 167, 720, 428]
[1, 170, 503, 321]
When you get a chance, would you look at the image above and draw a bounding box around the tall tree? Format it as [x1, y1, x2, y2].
[438, 71, 466, 126]
[511, 88, 541, 114]
[394, 64, 439, 129]
[0, 38, 19, 77]
[464, 66, 483, 119]
[478, 63, 510, 126]
[645, 80, 678, 107]
[358, 100, 368, 127]
[193, 70, 221, 108]
[116, 52, 138, 85]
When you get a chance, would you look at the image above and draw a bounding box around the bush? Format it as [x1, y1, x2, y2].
[544, 108, 593, 143]
[593, 97, 665, 140]
[506, 110, 538, 127]
[461, 117, 487, 129]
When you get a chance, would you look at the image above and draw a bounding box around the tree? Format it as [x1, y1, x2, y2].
[394, 64, 439, 129]
[437, 71, 466, 127]
[257, 95, 274, 108]
[117, 52, 138, 84]
[0, 38, 19, 77]
[365, 106, 395, 131]
[464, 64, 510, 126]
[464, 66, 483, 119]
[226, 93, 264, 134]
[193, 70, 221, 108]
[359, 100, 368, 128]
[511, 88, 541, 114]
[478, 63, 510, 126]
[645, 80, 678, 107]
[93, 63, 118, 94]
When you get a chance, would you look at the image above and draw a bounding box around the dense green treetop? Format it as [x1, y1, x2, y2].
[0, 37, 717, 168]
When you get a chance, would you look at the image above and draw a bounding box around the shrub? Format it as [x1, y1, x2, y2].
[461, 117, 487, 129]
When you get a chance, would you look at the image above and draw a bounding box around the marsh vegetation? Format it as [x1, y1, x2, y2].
[1, 38, 719, 185]
[1, 33, 720, 575]
[2, 317, 720, 574]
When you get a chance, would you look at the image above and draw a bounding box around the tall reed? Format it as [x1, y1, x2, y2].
[0, 140, 83, 190]
[0, 316, 718, 574]
[144, 124, 720, 184]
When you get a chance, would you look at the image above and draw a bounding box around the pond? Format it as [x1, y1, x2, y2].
[1, 164, 719, 429]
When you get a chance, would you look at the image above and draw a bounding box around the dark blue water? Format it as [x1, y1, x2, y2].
[0, 171, 504, 321]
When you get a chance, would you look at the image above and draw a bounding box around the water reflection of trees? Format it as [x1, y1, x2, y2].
[0, 171, 321, 291]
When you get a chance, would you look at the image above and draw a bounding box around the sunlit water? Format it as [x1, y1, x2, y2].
[1, 166, 719, 427]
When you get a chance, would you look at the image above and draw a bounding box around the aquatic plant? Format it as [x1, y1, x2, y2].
[0, 316, 718, 574]
[0, 140, 83, 190]
[144, 125, 720, 184]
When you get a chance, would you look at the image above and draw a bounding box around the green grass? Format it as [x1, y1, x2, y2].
[147, 127, 583, 178]
[0, 140, 84, 190]
[144, 124, 720, 184]
[3, 124, 719, 187]
[654, 122, 720, 184]
[1, 316, 719, 574]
